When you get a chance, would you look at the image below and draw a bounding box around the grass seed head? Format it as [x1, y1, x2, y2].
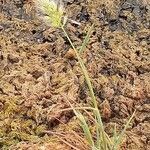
[34, 0, 65, 28]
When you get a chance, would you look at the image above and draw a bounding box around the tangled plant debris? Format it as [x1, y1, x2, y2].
[0, 0, 149, 150]
[33, 0, 136, 150]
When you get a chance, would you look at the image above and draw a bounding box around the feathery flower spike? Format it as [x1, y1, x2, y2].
[34, 0, 65, 27]
[34, 0, 80, 27]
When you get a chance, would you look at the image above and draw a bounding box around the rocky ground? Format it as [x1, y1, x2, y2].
[0, 0, 150, 149]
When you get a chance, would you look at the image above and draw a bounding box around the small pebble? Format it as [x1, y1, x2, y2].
[0, 25, 4, 31]
[64, 48, 76, 59]
[7, 54, 19, 63]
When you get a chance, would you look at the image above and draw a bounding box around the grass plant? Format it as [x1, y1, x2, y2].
[34, 0, 136, 149]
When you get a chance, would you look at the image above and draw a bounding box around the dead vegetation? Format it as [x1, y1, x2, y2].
[0, 0, 149, 149]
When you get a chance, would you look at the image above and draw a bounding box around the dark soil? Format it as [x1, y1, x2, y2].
[0, 0, 150, 150]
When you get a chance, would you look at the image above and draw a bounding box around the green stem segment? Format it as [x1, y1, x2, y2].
[61, 25, 104, 132]
[61, 25, 135, 150]
[61, 26, 97, 108]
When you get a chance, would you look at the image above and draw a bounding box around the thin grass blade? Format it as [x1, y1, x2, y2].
[112, 110, 136, 150]
[79, 24, 94, 54]
[95, 116, 101, 150]
[77, 111, 95, 147]
[112, 123, 117, 144]
[67, 100, 95, 148]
